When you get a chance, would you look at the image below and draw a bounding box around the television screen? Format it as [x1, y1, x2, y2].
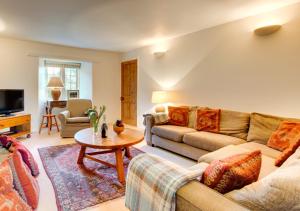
[0, 89, 24, 115]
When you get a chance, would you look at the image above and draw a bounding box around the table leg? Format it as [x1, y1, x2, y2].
[125, 147, 132, 159]
[77, 146, 86, 164]
[115, 148, 125, 183]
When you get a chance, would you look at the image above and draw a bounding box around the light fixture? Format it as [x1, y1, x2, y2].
[254, 25, 281, 36]
[153, 51, 166, 58]
[47, 77, 64, 101]
[0, 18, 6, 31]
[152, 91, 168, 113]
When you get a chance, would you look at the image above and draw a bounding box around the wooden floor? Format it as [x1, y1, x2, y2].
[22, 131, 196, 211]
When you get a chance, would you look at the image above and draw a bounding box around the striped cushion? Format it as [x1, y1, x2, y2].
[11, 141, 39, 177]
[8, 151, 39, 209]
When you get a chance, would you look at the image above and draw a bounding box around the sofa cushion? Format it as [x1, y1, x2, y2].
[183, 131, 246, 152]
[152, 135, 208, 160]
[201, 150, 262, 194]
[176, 181, 249, 211]
[196, 109, 220, 132]
[151, 125, 196, 142]
[198, 145, 278, 179]
[226, 159, 300, 211]
[67, 99, 92, 117]
[247, 112, 300, 144]
[238, 142, 281, 159]
[66, 117, 90, 124]
[219, 110, 250, 140]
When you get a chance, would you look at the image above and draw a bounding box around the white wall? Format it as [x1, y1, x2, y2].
[123, 3, 300, 127]
[0, 37, 121, 132]
[80, 62, 93, 99]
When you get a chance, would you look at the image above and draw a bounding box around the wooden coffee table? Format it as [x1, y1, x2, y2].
[74, 127, 144, 183]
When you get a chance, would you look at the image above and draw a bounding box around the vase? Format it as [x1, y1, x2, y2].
[93, 124, 99, 136]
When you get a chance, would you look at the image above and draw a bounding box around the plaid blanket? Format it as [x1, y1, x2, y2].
[125, 154, 206, 211]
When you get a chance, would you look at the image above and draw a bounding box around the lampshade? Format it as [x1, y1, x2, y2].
[47, 77, 64, 88]
[152, 91, 168, 104]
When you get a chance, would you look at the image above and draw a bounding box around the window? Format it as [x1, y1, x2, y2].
[45, 60, 81, 99]
[64, 68, 79, 90]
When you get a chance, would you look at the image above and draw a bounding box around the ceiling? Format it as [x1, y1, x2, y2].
[0, 0, 299, 52]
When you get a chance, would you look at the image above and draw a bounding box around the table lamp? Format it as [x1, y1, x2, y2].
[152, 91, 168, 113]
[47, 77, 64, 101]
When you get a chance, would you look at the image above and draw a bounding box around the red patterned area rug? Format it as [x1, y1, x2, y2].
[38, 144, 143, 211]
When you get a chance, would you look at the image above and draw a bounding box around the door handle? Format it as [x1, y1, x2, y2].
[120, 96, 125, 101]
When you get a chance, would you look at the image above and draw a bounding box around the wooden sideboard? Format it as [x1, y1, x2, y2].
[0, 114, 31, 138]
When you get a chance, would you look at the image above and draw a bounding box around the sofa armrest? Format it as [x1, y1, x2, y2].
[176, 181, 250, 211]
[143, 113, 168, 146]
[58, 110, 70, 125]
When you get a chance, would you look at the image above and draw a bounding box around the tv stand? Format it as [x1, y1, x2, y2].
[0, 114, 31, 138]
[0, 113, 16, 117]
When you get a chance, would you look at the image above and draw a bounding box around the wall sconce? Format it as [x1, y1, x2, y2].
[153, 50, 167, 58]
[254, 25, 281, 36]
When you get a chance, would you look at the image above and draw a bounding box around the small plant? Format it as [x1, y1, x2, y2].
[86, 105, 106, 133]
[115, 120, 124, 127]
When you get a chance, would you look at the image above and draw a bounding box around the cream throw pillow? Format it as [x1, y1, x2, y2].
[225, 159, 300, 211]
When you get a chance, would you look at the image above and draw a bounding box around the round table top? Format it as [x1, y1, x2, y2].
[74, 127, 144, 149]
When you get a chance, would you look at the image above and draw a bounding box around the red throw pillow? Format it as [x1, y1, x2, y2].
[201, 150, 262, 194]
[275, 138, 300, 167]
[8, 151, 39, 209]
[11, 141, 40, 177]
[168, 106, 189, 126]
[196, 109, 220, 132]
[268, 121, 300, 151]
[0, 135, 14, 149]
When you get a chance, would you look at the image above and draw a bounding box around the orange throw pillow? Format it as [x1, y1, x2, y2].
[0, 160, 13, 194]
[201, 150, 262, 194]
[168, 106, 189, 126]
[267, 121, 300, 151]
[196, 109, 220, 132]
[275, 138, 300, 167]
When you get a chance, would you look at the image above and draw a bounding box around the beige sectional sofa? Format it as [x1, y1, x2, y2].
[144, 108, 300, 210]
[145, 108, 250, 160]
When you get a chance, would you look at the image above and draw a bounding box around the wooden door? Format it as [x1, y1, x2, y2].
[121, 59, 137, 126]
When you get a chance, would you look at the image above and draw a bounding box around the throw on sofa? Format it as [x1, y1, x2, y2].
[58, 99, 92, 138]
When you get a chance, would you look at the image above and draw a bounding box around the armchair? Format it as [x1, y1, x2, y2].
[58, 99, 92, 138]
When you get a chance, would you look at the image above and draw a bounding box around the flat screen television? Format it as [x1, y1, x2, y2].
[0, 89, 24, 116]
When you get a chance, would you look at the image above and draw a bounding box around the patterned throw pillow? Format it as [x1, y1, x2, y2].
[201, 150, 262, 194]
[267, 121, 300, 151]
[196, 109, 220, 132]
[0, 160, 13, 194]
[275, 138, 300, 167]
[8, 151, 39, 209]
[0, 190, 31, 211]
[168, 106, 189, 126]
